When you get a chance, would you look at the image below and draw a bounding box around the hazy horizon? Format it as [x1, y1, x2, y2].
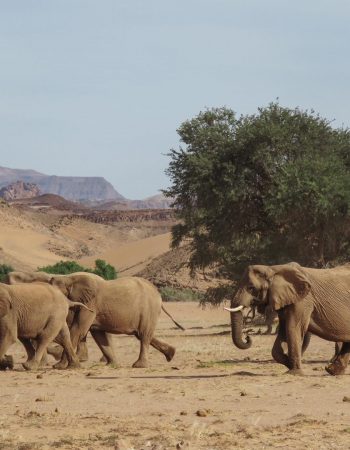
[1, 1, 349, 199]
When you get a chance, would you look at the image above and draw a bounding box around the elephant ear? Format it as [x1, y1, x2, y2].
[0, 287, 12, 318]
[269, 266, 311, 310]
[69, 275, 97, 309]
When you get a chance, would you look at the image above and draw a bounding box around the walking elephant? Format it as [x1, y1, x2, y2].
[0, 282, 89, 370]
[49, 274, 184, 369]
[225, 263, 350, 375]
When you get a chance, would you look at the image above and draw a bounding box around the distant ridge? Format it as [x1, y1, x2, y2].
[0, 166, 124, 202]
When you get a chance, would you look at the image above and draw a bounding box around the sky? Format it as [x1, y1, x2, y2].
[0, 1, 350, 199]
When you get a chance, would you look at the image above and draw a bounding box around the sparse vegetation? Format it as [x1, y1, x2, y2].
[160, 286, 204, 302]
[0, 264, 13, 282]
[38, 259, 117, 280]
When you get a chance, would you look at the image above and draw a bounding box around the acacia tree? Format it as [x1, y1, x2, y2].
[164, 103, 350, 295]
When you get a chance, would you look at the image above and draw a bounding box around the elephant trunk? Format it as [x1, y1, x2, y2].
[230, 310, 252, 350]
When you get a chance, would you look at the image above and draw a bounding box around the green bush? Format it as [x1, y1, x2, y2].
[0, 264, 14, 282]
[38, 260, 117, 280]
[160, 286, 203, 302]
[92, 259, 117, 280]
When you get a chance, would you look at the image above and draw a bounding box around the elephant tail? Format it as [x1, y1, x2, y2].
[67, 300, 94, 313]
[161, 305, 185, 330]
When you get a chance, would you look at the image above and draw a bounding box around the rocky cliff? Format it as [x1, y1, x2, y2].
[0, 166, 124, 202]
[0, 181, 41, 200]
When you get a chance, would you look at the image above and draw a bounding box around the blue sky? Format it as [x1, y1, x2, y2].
[0, 1, 349, 198]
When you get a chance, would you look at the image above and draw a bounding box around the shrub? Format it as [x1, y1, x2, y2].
[38, 260, 117, 280]
[0, 264, 13, 282]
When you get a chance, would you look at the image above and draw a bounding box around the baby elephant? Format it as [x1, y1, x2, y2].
[0, 282, 88, 371]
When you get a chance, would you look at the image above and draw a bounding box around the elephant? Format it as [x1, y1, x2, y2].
[0, 282, 90, 370]
[225, 263, 350, 375]
[48, 274, 184, 369]
[6, 271, 105, 363]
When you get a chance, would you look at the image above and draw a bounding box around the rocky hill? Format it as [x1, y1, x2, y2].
[0, 166, 124, 202]
[93, 194, 173, 210]
[0, 181, 41, 200]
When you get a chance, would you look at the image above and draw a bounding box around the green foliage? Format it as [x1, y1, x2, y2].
[160, 286, 204, 302]
[0, 264, 14, 282]
[92, 259, 117, 280]
[164, 103, 350, 289]
[39, 260, 87, 275]
[38, 260, 117, 280]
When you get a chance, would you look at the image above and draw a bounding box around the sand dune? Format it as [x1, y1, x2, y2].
[80, 232, 172, 275]
[0, 225, 62, 270]
[0, 203, 173, 273]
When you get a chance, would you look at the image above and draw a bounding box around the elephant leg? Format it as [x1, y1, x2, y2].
[264, 324, 273, 335]
[47, 344, 63, 361]
[23, 334, 53, 371]
[53, 323, 80, 370]
[284, 308, 310, 375]
[301, 332, 312, 355]
[25, 339, 49, 366]
[271, 334, 289, 368]
[132, 334, 151, 368]
[77, 336, 89, 362]
[325, 342, 350, 376]
[271, 316, 290, 368]
[90, 329, 118, 365]
[19, 338, 36, 361]
[0, 330, 16, 370]
[150, 337, 175, 362]
[329, 342, 342, 364]
[57, 309, 96, 369]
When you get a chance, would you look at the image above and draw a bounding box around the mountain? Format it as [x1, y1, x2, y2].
[0, 181, 41, 200]
[0, 166, 124, 202]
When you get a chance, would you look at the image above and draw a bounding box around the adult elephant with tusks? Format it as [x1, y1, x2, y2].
[225, 262, 349, 375]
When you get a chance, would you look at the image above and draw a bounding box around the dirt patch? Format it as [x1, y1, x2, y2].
[1, 302, 348, 449]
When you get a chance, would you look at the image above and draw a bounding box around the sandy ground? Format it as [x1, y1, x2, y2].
[1, 302, 350, 450]
[81, 233, 172, 275]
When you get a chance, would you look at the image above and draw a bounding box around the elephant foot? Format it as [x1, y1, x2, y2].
[132, 359, 149, 368]
[105, 359, 119, 367]
[53, 360, 69, 370]
[285, 368, 305, 376]
[67, 361, 81, 369]
[77, 345, 89, 362]
[0, 355, 14, 370]
[47, 345, 63, 361]
[325, 362, 346, 376]
[165, 346, 176, 362]
[23, 360, 39, 371]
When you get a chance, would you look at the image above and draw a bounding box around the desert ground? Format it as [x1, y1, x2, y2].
[2, 302, 350, 450]
[1, 202, 350, 449]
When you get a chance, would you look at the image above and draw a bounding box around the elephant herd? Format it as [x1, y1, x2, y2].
[0, 271, 184, 371]
[1, 262, 350, 376]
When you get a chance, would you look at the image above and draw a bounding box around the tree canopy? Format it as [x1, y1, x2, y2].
[164, 103, 350, 285]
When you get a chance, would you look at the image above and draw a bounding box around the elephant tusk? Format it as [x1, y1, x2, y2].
[224, 305, 244, 313]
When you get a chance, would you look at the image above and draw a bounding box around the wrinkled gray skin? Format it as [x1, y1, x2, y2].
[228, 263, 349, 375]
[6, 271, 103, 363]
[0, 282, 88, 371]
